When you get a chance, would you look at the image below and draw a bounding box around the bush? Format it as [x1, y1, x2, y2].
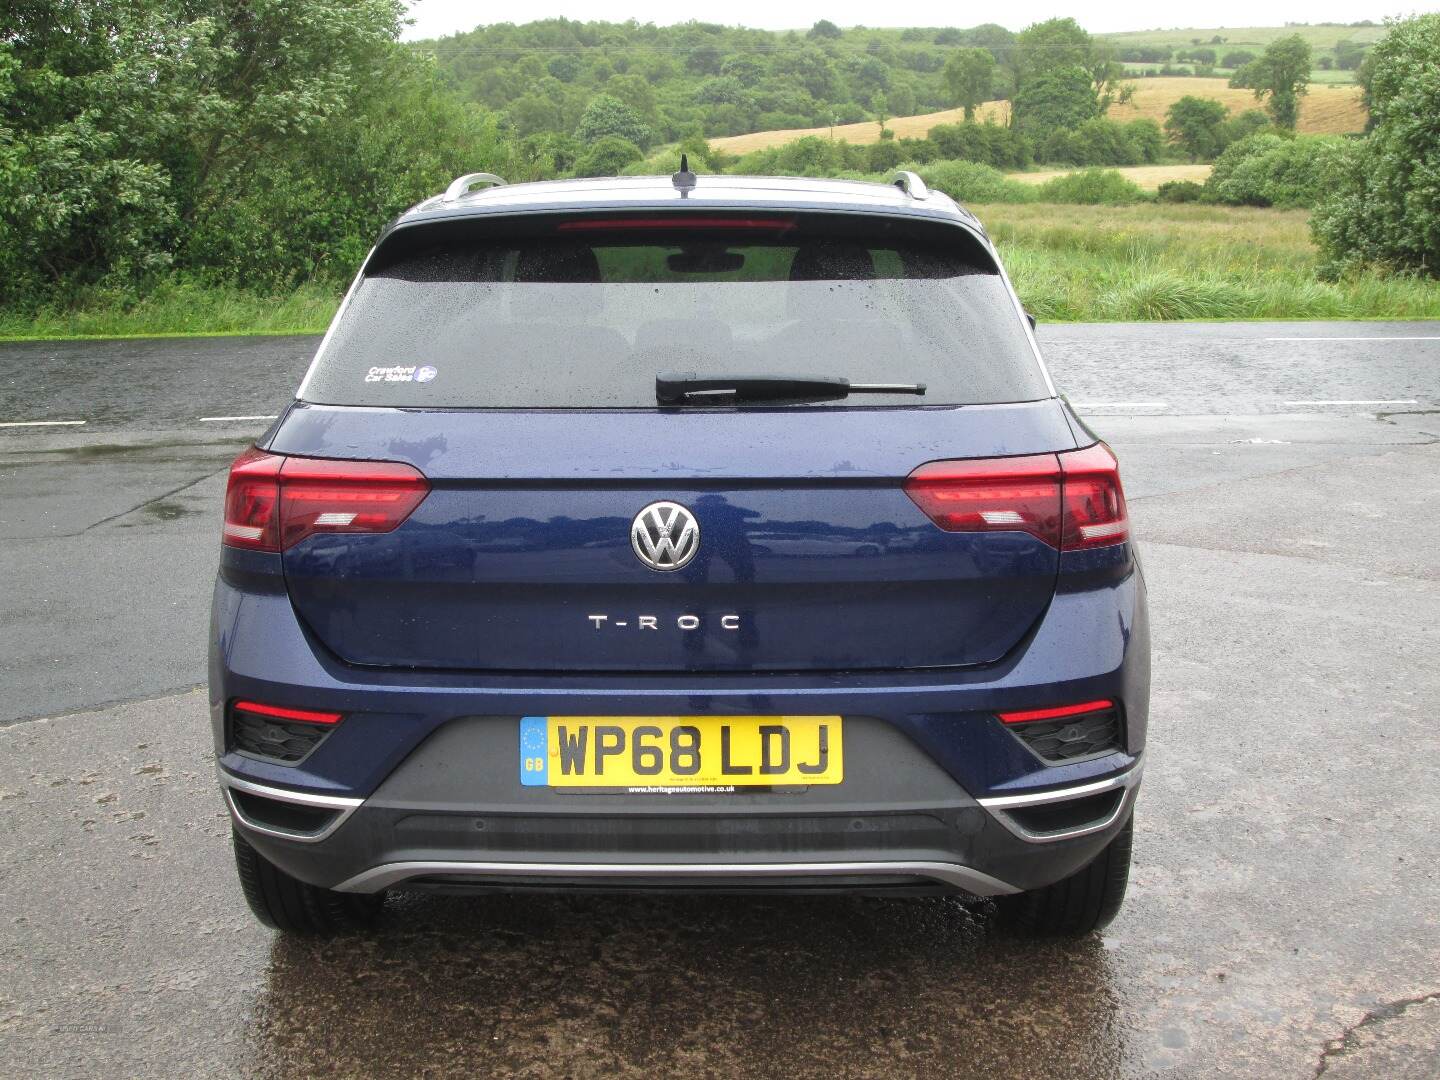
[865, 139, 907, 172]
[572, 135, 643, 177]
[926, 122, 1031, 170]
[1206, 133, 1348, 208]
[1125, 119, 1166, 164]
[1313, 14, 1440, 277]
[909, 159, 1037, 203]
[729, 135, 868, 177]
[575, 94, 652, 150]
[1035, 168, 1149, 204]
[1215, 110, 1272, 154]
[1157, 180, 1206, 203]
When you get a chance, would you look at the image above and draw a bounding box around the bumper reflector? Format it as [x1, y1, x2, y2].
[997, 699, 1114, 725]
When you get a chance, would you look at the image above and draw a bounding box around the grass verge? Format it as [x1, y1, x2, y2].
[0, 279, 340, 340]
[3, 205, 1437, 337]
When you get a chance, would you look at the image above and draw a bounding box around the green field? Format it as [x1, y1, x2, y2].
[4, 202, 1436, 339]
[1100, 23, 1386, 52]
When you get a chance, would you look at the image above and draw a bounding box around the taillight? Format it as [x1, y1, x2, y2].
[222, 448, 429, 552]
[903, 442, 1130, 551]
[902, 454, 1062, 547]
[223, 447, 284, 549]
[1057, 442, 1130, 550]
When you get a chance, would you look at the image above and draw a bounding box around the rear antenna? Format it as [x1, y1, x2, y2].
[672, 153, 697, 198]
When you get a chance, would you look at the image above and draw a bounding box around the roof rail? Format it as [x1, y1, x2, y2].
[890, 170, 930, 200]
[442, 172, 507, 203]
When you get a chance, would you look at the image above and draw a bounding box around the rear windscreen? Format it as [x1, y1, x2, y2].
[299, 214, 1048, 408]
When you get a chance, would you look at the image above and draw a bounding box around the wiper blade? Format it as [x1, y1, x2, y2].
[656, 371, 926, 404]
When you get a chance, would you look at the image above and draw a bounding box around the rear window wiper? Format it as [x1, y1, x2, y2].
[656, 372, 927, 405]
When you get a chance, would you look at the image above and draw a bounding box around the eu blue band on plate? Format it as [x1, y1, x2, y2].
[519, 715, 548, 786]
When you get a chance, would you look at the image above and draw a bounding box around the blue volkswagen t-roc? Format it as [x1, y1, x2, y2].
[211, 168, 1148, 937]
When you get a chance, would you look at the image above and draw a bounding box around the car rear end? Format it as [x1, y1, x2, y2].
[210, 176, 1148, 932]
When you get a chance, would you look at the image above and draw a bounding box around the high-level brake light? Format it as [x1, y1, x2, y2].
[222, 448, 429, 552]
[555, 216, 796, 232]
[903, 442, 1130, 551]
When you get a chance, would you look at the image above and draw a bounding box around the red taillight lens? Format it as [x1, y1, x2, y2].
[1058, 442, 1130, 550]
[223, 447, 285, 550]
[998, 699, 1114, 725]
[903, 442, 1130, 551]
[902, 454, 1063, 546]
[276, 456, 430, 550]
[232, 700, 343, 725]
[222, 448, 429, 552]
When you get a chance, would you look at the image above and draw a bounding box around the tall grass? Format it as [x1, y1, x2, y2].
[984, 203, 1440, 321]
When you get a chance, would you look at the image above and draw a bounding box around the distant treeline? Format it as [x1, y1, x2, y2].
[1, 6, 1433, 313]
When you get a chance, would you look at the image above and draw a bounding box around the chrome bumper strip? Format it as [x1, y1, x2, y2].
[333, 860, 1022, 896]
[218, 769, 362, 843]
[977, 765, 1142, 844]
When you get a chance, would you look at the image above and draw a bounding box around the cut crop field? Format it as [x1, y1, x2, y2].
[711, 78, 1366, 155]
[709, 102, 1010, 155]
[1103, 77, 1365, 134]
[1011, 164, 1212, 190]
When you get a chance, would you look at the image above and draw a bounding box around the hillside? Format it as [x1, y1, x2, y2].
[1099, 23, 1386, 52]
[710, 77, 1365, 154]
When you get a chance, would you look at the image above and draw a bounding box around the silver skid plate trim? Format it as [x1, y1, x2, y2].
[334, 859, 1021, 896]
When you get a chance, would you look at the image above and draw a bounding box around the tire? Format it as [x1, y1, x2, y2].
[232, 829, 384, 934]
[996, 815, 1133, 938]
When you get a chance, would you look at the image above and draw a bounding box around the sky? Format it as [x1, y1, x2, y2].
[401, 1, 1426, 40]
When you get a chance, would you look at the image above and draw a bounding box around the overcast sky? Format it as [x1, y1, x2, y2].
[401, 2, 1428, 40]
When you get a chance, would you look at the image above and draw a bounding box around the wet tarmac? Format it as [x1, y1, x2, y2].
[1, 325, 1438, 1076]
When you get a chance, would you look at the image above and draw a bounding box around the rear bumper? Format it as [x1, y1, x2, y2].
[222, 762, 1141, 895]
[210, 548, 1148, 896]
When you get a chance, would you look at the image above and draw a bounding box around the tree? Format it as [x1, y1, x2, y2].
[1312, 14, 1440, 276]
[1084, 43, 1124, 113]
[1222, 51, 1256, 69]
[1011, 18, 1105, 130]
[944, 48, 995, 121]
[1165, 96, 1229, 160]
[807, 20, 842, 40]
[0, 0, 488, 300]
[1232, 35, 1311, 130]
[1334, 40, 1368, 70]
[1016, 18, 1093, 76]
[1011, 66, 1099, 138]
[574, 94, 652, 150]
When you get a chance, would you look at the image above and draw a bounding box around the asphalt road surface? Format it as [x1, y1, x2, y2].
[1, 322, 1438, 1077]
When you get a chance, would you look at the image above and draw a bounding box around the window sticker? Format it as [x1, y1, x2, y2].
[365, 365, 437, 384]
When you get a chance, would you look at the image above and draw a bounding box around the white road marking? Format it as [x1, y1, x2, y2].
[1071, 402, 1168, 408]
[1267, 336, 1440, 342]
[0, 419, 87, 428]
[1282, 399, 1418, 406]
[198, 414, 278, 422]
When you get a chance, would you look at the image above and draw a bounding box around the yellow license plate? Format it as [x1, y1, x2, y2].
[519, 715, 842, 789]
